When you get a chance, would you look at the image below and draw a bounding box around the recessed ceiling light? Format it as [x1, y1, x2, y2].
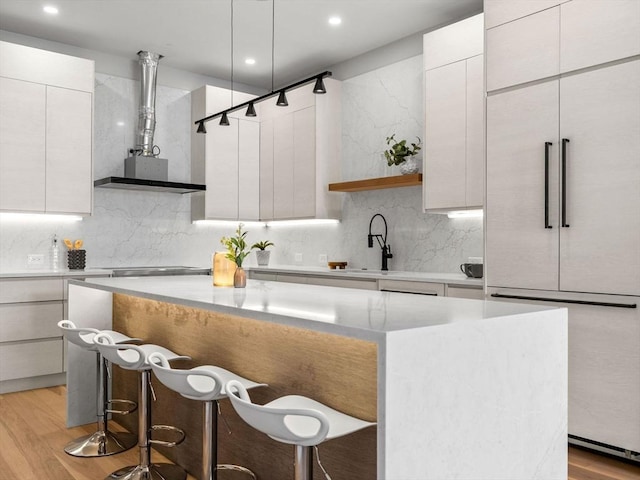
[43, 5, 59, 15]
[116, 121, 125, 126]
[245, 58, 256, 65]
[328, 16, 342, 26]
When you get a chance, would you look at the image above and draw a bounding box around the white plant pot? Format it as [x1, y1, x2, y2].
[255, 250, 271, 266]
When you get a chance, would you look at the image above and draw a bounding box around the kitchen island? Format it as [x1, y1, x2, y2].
[67, 275, 567, 479]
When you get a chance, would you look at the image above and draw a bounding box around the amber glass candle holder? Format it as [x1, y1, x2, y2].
[213, 252, 236, 286]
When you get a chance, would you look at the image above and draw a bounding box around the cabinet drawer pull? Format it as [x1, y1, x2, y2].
[491, 293, 636, 308]
[381, 289, 438, 296]
[544, 141, 553, 229]
[561, 138, 570, 228]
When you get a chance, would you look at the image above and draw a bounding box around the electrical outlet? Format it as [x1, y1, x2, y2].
[318, 254, 328, 264]
[27, 254, 45, 266]
[294, 253, 303, 265]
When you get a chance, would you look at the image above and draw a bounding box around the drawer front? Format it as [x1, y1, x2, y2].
[378, 279, 445, 296]
[0, 302, 63, 342]
[0, 339, 64, 381]
[305, 276, 378, 291]
[249, 272, 278, 281]
[0, 278, 64, 303]
[447, 286, 485, 300]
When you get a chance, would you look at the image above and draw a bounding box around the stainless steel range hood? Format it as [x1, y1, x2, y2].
[94, 51, 205, 194]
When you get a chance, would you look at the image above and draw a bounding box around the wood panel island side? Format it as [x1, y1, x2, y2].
[67, 276, 567, 480]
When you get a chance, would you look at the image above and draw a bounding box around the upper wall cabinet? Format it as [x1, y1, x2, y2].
[0, 41, 94, 215]
[191, 86, 259, 221]
[423, 14, 484, 212]
[259, 79, 342, 221]
[484, 0, 568, 29]
[486, 0, 640, 92]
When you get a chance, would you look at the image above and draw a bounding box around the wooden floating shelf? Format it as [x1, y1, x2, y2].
[328, 174, 422, 192]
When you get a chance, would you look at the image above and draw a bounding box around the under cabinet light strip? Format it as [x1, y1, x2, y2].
[0, 213, 83, 222]
[446, 210, 483, 219]
[194, 71, 332, 128]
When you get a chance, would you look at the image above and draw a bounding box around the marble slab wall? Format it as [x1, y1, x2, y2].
[0, 57, 482, 273]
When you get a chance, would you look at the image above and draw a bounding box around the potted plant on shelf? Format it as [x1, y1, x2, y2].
[383, 134, 422, 175]
[251, 240, 275, 266]
[220, 223, 251, 288]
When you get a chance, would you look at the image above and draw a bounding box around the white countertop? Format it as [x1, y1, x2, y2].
[0, 268, 113, 278]
[71, 275, 552, 341]
[249, 265, 483, 286]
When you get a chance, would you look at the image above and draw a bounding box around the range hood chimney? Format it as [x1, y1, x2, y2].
[94, 51, 205, 194]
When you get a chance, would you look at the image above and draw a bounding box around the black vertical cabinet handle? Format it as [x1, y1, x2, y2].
[544, 142, 553, 229]
[561, 138, 570, 227]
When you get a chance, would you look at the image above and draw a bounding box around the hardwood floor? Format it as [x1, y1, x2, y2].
[0, 386, 638, 480]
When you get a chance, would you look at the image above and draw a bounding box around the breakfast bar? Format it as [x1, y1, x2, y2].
[67, 275, 567, 479]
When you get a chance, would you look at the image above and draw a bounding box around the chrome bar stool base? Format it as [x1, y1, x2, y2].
[217, 464, 257, 479]
[65, 429, 138, 457]
[106, 463, 186, 480]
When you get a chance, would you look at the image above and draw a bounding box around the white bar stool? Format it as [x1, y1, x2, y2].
[94, 332, 190, 480]
[148, 352, 266, 480]
[226, 380, 376, 480]
[57, 320, 138, 457]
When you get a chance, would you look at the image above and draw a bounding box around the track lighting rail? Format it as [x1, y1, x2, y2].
[194, 71, 331, 133]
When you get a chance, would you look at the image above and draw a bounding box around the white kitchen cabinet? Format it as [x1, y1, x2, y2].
[378, 279, 445, 296]
[259, 118, 275, 221]
[259, 79, 341, 221]
[0, 274, 108, 394]
[488, 288, 640, 454]
[446, 285, 484, 300]
[486, 0, 640, 92]
[486, 7, 560, 92]
[0, 41, 94, 215]
[423, 14, 484, 212]
[484, 0, 567, 29]
[0, 277, 64, 393]
[487, 60, 640, 296]
[271, 106, 317, 218]
[486, 81, 560, 291]
[46, 86, 93, 214]
[0, 77, 46, 212]
[191, 85, 259, 221]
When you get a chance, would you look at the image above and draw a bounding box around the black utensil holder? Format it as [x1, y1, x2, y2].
[67, 249, 86, 270]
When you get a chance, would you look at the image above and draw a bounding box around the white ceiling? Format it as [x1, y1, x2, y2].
[0, 0, 482, 89]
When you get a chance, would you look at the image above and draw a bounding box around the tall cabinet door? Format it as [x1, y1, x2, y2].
[559, 60, 640, 295]
[466, 54, 485, 208]
[486, 81, 560, 290]
[0, 77, 46, 212]
[273, 113, 295, 219]
[293, 106, 316, 218]
[46, 86, 92, 214]
[259, 119, 274, 221]
[205, 120, 239, 220]
[238, 120, 260, 221]
[424, 60, 466, 210]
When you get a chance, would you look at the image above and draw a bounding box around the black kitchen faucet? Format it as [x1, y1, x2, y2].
[368, 213, 393, 271]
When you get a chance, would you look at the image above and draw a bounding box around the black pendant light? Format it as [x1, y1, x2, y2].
[219, 112, 230, 126]
[197, 121, 207, 134]
[313, 75, 326, 94]
[276, 90, 288, 106]
[245, 102, 257, 117]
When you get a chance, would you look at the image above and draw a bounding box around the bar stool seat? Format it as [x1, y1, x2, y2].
[58, 320, 139, 457]
[94, 332, 190, 480]
[226, 380, 375, 480]
[148, 352, 266, 480]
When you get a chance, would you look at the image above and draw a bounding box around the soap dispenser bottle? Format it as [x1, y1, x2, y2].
[50, 234, 60, 271]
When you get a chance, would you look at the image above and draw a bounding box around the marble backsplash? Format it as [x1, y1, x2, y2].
[0, 56, 482, 273]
